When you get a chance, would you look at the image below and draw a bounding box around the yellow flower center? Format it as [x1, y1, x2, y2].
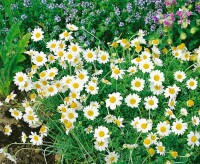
[58, 51, 64, 57]
[98, 131, 105, 137]
[160, 126, 166, 132]
[73, 83, 79, 89]
[98, 141, 104, 146]
[148, 100, 154, 106]
[28, 115, 34, 120]
[35, 33, 41, 38]
[63, 32, 69, 37]
[89, 86, 95, 91]
[144, 138, 151, 145]
[78, 73, 84, 79]
[88, 110, 94, 116]
[18, 76, 24, 82]
[113, 69, 120, 74]
[67, 54, 73, 59]
[189, 81, 195, 86]
[169, 88, 175, 94]
[101, 55, 106, 60]
[158, 146, 163, 152]
[177, 74, 182, 79]
[36, 56, 43, 62]
[72, 46, 77, 52]
[130, 98, 136, 105]
[176, 123, 182, 130]
[87, 52, 93, 58]
[33, 135, 39, 141]
[109, 96, 116, 103]
[141, 123, 147, 129]
[68, 113, 74, 119]
[13, 110, 19, 116]
[135, 81, 141, 87]
[48, 87, 54, 93]
[154, 75, 160, 81]
[143, 63, 149, 69]
[191, 136, 197, 142]
[51, 43, 56, 48]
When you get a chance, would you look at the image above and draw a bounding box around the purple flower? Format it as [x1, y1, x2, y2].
[114, 6, 120, 16]
[126, 2, 132, 13]
[119, 22, 124, 27]
[164, 0, 177, 7]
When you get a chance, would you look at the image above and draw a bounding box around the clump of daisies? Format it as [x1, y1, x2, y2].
[3, 25, 199, 163]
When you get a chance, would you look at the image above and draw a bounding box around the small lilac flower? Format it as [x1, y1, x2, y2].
[114, 6, 120, 16]
[119, 22, 124, 27]
[164, 0, 177, 7]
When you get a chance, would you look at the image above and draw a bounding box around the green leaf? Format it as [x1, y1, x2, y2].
[16, 33, 31, 54]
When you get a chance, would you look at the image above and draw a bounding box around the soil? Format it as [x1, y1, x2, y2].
[0, 105, 56, 164]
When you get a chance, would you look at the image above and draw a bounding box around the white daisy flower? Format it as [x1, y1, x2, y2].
[174, 71, 186, 82]
[39, 125, 48, 137]
[130, 117, 140, 128]
[125, 94, 141, 108]
[4, 125, 12, 136]
[111, 65, 125, 80]
[131, 57, 142, 66]
[186, 78, 198, 90]
[105, 92, 123, 110]
[139, 59, 154, 73]
[165, 108, 176, 119]
[32, 51, 47, 67]
[164, 84, 180, 99]
[140, 51, 151, 60]
[94, 139, 109, 151]
[187, 131, 200, 147]
[104, 151, 119, 164]
[131, 77, 145, 92]
[143, 137, 152, 148]
[14, 72, 28, 87]
[5, 92, 17, 103]
[83, 49, 97, 63]
[9, 108, 22, 120]
[147, 133, 158, 144]
[84, 126, 93, 134]
[180, 108, 188, 116]
[66, 23, 78, 31]
[94, 126, 110, 141]
[136, 118, 152, 133]
[31, 27, 44, 42]
[144, 96, 159, 110]
[171, 119, 188, 135]
[69, 78, 84, 92]
[192, 116, 200, 126]
[55, 48, 67, 59]
[68, 43, 81, 55]
[65, 109, 78, 123]
[127, 66, 137, 75]
[104, 114, 117, 123]
[83, 105, 99, 120]
[46, 40, 58, 52]
[149, 70, 165, 85]
[85, 81, 99, 95]
[46, 85, 58, 97]
[157, 121, 171, 137]
[21, 132, 27, 143]
[156, 142, 165, 156]
[150, 83, 164, 95]
[29, 132, 43, 145]
[59, 30, 73, 41]
[114, 117, 124, 128]
[181, 51, 190, 61]
[98, 51, 110, 64]
[64, 120, 74, 135]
